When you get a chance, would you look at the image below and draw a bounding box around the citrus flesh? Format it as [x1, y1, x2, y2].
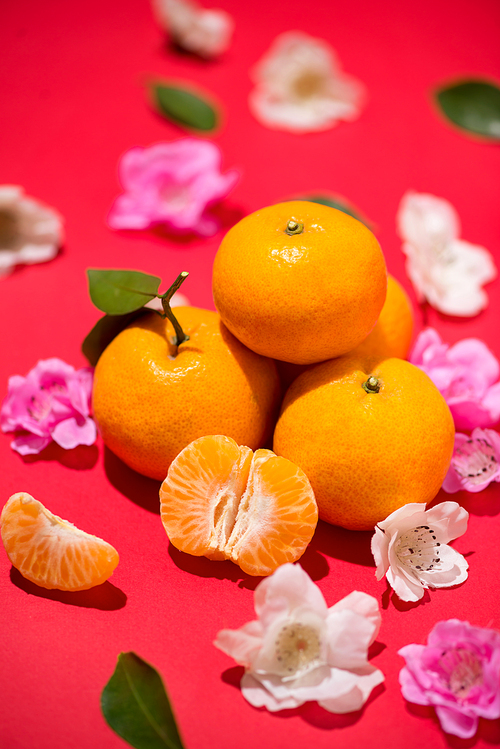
[159, 434, 318, 576]
[212, 200, 387, 365]
[0, 492, 119, 591]
[273, 356, 455, 530]
[92, 307, 281, 480]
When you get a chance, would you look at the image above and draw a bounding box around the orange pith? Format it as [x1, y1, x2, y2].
[159, 435, 318, 576]
[0, 493, 119, 591]
[212, 200, 387, 365]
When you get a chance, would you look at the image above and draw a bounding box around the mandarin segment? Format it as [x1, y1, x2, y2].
[159, 435, 318, 576]
[0, 492, 119, 591]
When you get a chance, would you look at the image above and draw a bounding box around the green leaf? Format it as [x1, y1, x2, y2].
[435, 80, 500, 140]
[82, 309, 150, 366]
[101, 652, 185, 749]
[153, 83, 218, 132]
[87, 269, 161, 315]
[295, 194, 372, 227]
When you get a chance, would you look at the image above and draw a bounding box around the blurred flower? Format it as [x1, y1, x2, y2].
[410, 328, 500, 430]
[152, 0, 233, 58]
[214, 563, 384, 713]
[0, 186, 63, 277]
[397, 191, 496, 316]
[399, 619, 500, 739]
[1, 359, 96, 455]
[442, 428, 500, 493]
[371, 502, 469, 602]
[249, 31, 365, 133]
[107, 140, 238, 237]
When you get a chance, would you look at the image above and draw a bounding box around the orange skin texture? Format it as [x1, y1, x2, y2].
[212, 200, 388, 365]
[92, 307, 281, 481]
[273, 356, 455, 531]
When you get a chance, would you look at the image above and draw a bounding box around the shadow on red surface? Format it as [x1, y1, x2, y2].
[9, 567, 127, 610]
[104, 446, 161, 514]
[21, 442, 99, 470]
[311, 519, 375, 567]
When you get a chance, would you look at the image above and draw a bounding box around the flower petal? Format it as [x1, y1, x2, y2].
[424, 501, 468, 543]
[435, 705, 478, 739]
[10, 433, 51, 455]
[214, 620, 263, 668]
[254, 563, 328, 629]
[371, 526, 390, 580]
[329, 591, 381, 645]
[326, 608, 379, 669]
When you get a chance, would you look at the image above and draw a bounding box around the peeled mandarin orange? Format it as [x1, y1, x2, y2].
[159, 434, 318, 576]
[212, 200, 387, 365]
[0, 492, 119, 591]
[92, 307, 281, 480]
[273, 356, 455, 531]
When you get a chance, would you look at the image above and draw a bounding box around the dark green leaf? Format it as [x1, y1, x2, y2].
[435, 80, 500, 140]
[295, 194, 372, 227]
[153, 84, 218, 132]
[101, 652, 185, 749]
[82, 308, 150, 366]
[87, 269, 161, 315]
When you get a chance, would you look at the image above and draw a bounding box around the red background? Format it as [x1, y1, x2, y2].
[1, 0, 500, 747]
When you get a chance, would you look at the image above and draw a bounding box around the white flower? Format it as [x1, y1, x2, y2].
[248, 31, 365, 133]
[371, 502, 469, 603]
[152, 0, 234, 58]
[397, 191, 496, 316]
[0, 186, 63, 278]
[214, 563, 384, 713]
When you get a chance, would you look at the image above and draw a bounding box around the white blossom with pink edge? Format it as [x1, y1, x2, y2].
[410, 328, 500, 430]
[0, 186, 63, 277]
[249, 32, 365, 133]
[214, 564, 384, 713]
[371, 502, 469, 603]
[442, 428, 500, 493]
[107, 140, 239, 237]
[397, 191, 496, 316]
[152, 0, 233, 58]
[0, 358, 96, 455]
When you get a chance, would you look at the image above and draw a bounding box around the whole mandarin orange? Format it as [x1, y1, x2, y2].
[212, 201, 387, 365]
[92, 307, 281, 480]
[273, 355, 455, 530]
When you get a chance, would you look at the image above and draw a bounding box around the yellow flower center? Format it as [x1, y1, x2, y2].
[275, 622, 321, 674]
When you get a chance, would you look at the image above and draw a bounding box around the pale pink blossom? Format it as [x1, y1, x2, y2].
[152, 0, 233, 58]
[410, 328, 500, 430]
[0, 186, 63, 277]
[249, 32, 365, 133]
[371, 502, 469, 603]
[442, 428, 500, 493]
[107, 140, 239, 237]
[397, 191, 496, 316]
[0, 359, 96, 455]
[214, 563, 384, 713]
[399, 619, 500, 739]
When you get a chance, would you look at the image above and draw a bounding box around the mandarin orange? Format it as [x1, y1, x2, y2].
[212, 200, 387, 365]
[0, 492, 119, 591]
[273, 356, 455, 530]
[159, 434, 318, 576]
[92, 307, 281, 480]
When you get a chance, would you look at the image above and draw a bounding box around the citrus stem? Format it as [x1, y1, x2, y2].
[285, 219, 304, 236]
[158, 271, 190, 350]
[362, 376, 380, 394]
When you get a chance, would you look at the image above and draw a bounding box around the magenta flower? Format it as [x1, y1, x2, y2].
[399, 619, 500, 739]
[442, 428, 500, 493]
[214, 563, 384, 713]
[410, 328, 500, 430]
[0, 359, 96, 455]
[107, 139, 239, 237]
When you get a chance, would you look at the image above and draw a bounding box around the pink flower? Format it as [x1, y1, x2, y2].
[399, 620, 500, 739]
[214, 564, 384, 713]
[371, 502, 469, 602]
[152, 0, 234, 58]
[107, 140, 239, 237]
[249, 32, 365, 133]
[410, 328, 500, 430]
[0, 359, 96, 455]
[397, 191, 496, 316]
[442, 428, 500, 493]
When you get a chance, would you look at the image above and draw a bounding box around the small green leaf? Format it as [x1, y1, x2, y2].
[153, 83, 218, 132]
[101, 652, 185, 749]
[87, 270, 161, 315]
[295, 194, 372, 227]
[435, 80, 500, 140]
[82, 309, 150, 366]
